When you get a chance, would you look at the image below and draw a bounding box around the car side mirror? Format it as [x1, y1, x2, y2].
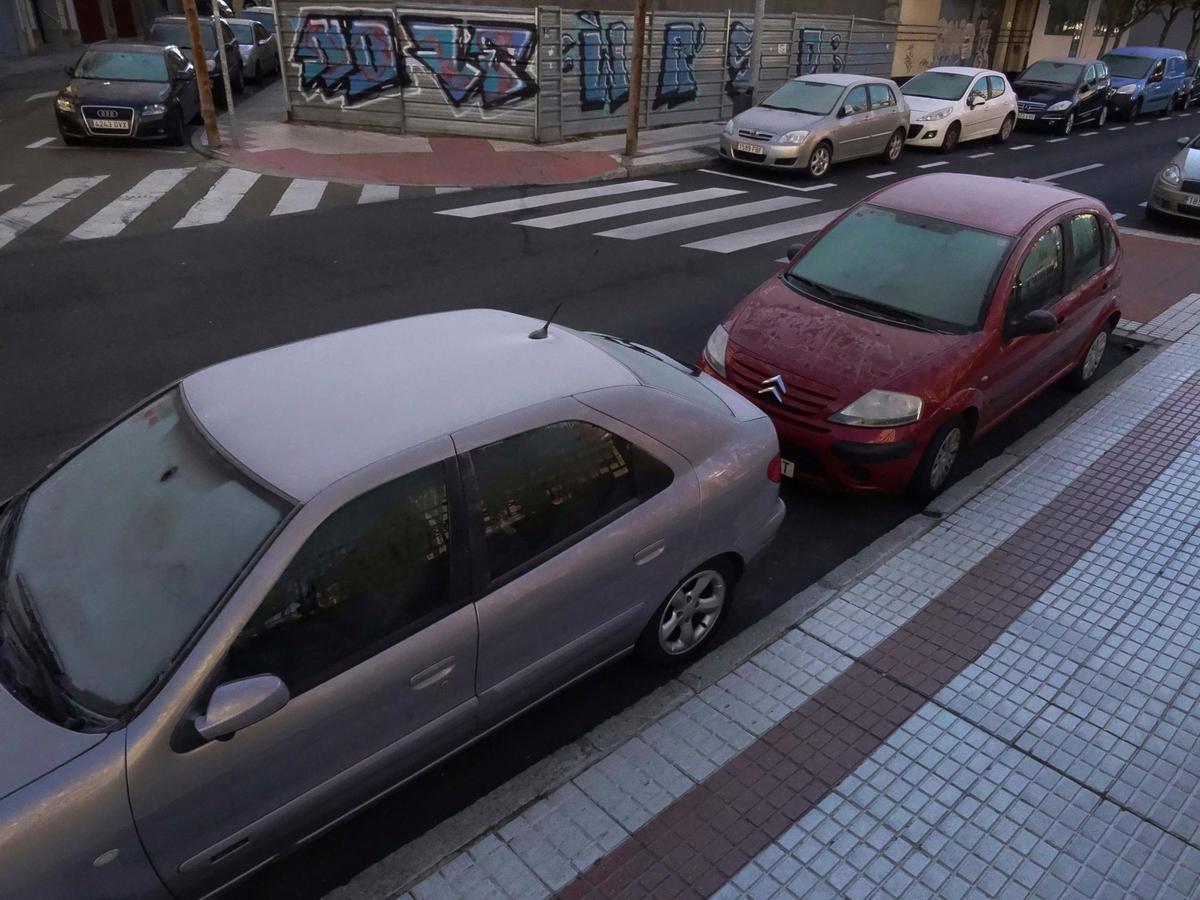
[195, 674, 288, 741]
[1008, 308, 1058, 338]
[786, 241, 807, 260]
[64, 65, 74, 77]
[839, 104, 853, 117]
[1179, 136, 1192, 148]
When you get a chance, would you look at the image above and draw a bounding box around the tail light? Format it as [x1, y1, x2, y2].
[767, 453, 782, 483]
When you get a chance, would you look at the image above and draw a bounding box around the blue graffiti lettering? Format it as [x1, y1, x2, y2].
[561, 11, 630, 112]
[294, 15, 406, 105]
[725, 21, 752, 96]
[654, 21, 706, 109]
[402, 16, 538, 111]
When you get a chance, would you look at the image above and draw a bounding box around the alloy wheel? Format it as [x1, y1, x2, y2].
[1082, 330, 1108, 381]
[1097, 105, 1107, 127]
[658, 569, 726, 656]
[1062, 112, 1074, 135]
[942, 123, 960, 152]
[929, 427, 962, 491]
[809, 145, 831, 178]
[886, 132, 903, 161]
[999, 116, 1013, 141]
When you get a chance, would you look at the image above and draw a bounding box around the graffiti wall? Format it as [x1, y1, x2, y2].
[931, 0, 1002, 69]
[278, 2, 897, 141]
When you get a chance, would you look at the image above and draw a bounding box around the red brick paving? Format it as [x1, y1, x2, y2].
[1119, 232, 1200, 323]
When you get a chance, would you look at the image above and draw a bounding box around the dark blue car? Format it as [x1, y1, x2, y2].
[1013, 57, 1111, 134]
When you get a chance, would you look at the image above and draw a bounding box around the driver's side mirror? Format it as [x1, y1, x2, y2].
[786, 240, 807, 261]
[968, 92, 985, 108]
[1007, 308, 1058, 338]
[1178, 136, 1192, 148]
[63, 65, 74, 77]
[195, 674, 289, 741]
[839, 104, 854, 117]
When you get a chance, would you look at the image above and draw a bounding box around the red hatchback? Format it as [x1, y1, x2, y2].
[701, 173, 1122, 497]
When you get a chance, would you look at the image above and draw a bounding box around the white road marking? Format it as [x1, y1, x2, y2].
[25, 90, 58, 102]
[1139, 202, 1148, 207]
[516, 188, 743, 229]
[69, 167, 194, 240]
[774, 257, 788, 263]
[968, 151, 994, 159]
[25, 136, 56, 149]
[596, 195, 815, 240]
[1112, 212, 1126, 220]
[633, 137, 716, 155]
[434, 186, 471, 195]
[270, 178, 327, 216]
[1010, 144, 1034, 150]
[683, 209, 847, 254]
[437, 180, 673, 218]
[0, 175, 107, 250]
[1080, 131, 1098, 136]
[917, 161, 949, 169]
[358, 184, 400, 204]
[1108, 126, 1126, 131]
[1135, 121, 1150, 126]
[0, 185, 10, 194]
[1046, 137, 1069, 143]
[1033, 163, 1104, 182]
[174, 168, 261, 228]
[866, 171, 896, 179]
[699, 168, 836, 192]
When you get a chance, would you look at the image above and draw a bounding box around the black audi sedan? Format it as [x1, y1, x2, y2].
[55, 41, 201, 146]
[1013, 57, 1111, 134]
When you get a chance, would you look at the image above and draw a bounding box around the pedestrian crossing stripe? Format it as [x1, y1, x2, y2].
[683, 209, 847, 254]
[0, 175, 107, 250]
[596, 195, 814, 240]
[70, 168, 194, 241]
[515, 188, 742, 229]
[271, 178, 328, 217]
[175, 168, 262, 229]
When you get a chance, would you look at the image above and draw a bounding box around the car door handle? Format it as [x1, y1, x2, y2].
[634, 540, 666, 565]
[410, 657, 455, 690]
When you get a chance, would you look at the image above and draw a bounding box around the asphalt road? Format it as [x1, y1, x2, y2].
[0, 84, 1185, 898]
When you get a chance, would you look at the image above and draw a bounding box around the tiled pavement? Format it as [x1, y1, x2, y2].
[371, 324, 1200, 900]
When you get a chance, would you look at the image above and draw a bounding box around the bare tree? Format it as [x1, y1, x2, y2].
[1095, 0, 1168, 53]
[1158, 0, 1188, 43]
[1185, 0, 1200, 54]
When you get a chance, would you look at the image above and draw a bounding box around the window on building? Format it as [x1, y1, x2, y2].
[1045, 0, 1088, 35]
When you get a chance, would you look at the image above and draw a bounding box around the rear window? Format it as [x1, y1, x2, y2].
[580, 333, 733, 415]
[230, 23, 255, 42]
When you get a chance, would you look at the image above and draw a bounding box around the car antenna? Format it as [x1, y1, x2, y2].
[528, 302, 563, 340]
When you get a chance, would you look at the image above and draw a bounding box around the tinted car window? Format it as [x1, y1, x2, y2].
[74, 49, 168, 82]
[225, 462, 454, 696]
[1019, 60, 1083, 85]
[1101, 217, 1117, 264]
[761, 79, 844, 114]
[152, 22, 219, 51]
[1068, 214, 1104, 288]
[987, 75, 1006, 98]
[253, 22, 268, 41]
[230, 22, 255, 42]
[1012, 226, 1064, 318]
[844, 85, 869, 114]
[902, 70, 972, 100]
[868, 83, 895, 108]
[471, 422, 671, 583]
[1102, 53, 1153, 79]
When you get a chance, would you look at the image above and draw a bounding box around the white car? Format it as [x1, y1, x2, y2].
[901, 66, 1017, 152]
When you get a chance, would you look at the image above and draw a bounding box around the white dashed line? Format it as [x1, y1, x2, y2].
[699, 168, 836, 192]
[1112, 212, 1126, 220]
[1009, 144, 1034, 150]
[968, 152, 994, 159]
[1135, 121, 1150, 126]
[1109, 126, 1126, 131]
[25, 90, 57, 102]
[1033, 163, 1104, 182]
[1046, 137, 1069, 143]
[866, 171, 896, 179]
[917, 161, 949, 169]
[25, 137, 56, 149]
[1080, 131, 1098, 136]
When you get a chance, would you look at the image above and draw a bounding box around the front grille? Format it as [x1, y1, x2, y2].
[733, 149, 767, 162]
[81, 105, 134, 134]
[738, 128, 773, 141]
[1176, 203, 1200, 219]
[1181, 179, 1200, 195]
[725, 351, 840, 433]
[1017, 100, 1046, 112]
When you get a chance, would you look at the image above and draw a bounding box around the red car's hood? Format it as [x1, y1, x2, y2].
[728, 276, 963, 403]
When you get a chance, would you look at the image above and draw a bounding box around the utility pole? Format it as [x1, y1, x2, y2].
[211, 6, 239, 147]
[181, 0, 219, 148]
[748, 0, 765, 98]
[623, 0, 649, 159]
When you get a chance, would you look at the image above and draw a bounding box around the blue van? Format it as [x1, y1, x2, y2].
[1101, 46, 1191, 120]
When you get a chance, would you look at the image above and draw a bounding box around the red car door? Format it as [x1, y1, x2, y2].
[1050, 211, 1116, 371]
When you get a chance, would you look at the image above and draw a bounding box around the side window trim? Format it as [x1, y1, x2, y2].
[1010, 224, 1064, 320]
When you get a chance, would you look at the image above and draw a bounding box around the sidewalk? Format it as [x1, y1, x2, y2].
[327, 290, 1200, 900]
[196, 85, 717, 187]
[0, 47, 79, 80]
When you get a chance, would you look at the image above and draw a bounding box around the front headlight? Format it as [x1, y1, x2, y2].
[917, 107, 953, 122]
[1116, 84, 1137, 95]
[1047, 100, 1073, 112]
[142, 103, 167, 118]
[206, 58, 217, 72]
[829, 390, 923, 427]
[723, 118, 737, 137]
[54, 95, 74, 113]
[703, 325, 730, 378]
[1161, 163, 1183, 186]
[777, 130, 810, 145]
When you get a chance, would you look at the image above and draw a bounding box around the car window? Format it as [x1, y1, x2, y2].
[868, 84, 895, 108]
[1083, 65, 1096, 84]
[73, 49, 169, 82]
[1151, 59, 1166, 80]
[470, 421, 672, 585]
[1019, 60, 1083, 85]
[1068, 214, 1104, 288]
[230, 22, 255, 43]
[987, 75, 1006, 98]
[221, 22, 234, 43]
[760, 79, 844, 115]
[844, 85, 869, 114]
[1101, 216, 1117, 264]
[1102, 53, 1153, 80]
[968, 78, 988, 103]
[1012, 226, 1064, 319]
[1098, 62, 1108, 80]
[253, 22, 268, 41]
[224, 462, 455, 696]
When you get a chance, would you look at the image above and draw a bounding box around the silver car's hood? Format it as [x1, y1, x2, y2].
[1175, 146, 1200, 180]
[733, 105, 824, 136]
[0, 684, 105, 802]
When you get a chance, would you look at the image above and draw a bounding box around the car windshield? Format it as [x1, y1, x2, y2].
[151, 22, 219, 51]
[0, 389, 289, 724]
[785, 204, 1014, 331]
[902, 71, 972, 100]
[759, 80, 844, 115]
[73, 49, 167, 82]
[1018, 60, 1084, 85]
[230, 23, 255, 42]
[1102, 53, 1153, 79]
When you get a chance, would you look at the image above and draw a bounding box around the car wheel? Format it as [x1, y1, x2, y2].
[881, 128, 904, 162]
[635, 560, 734, 665]
[1128, 99, 1141, 121]
[1059, 111, 1075, 135]
[911, 417, 965, 500]
[166, 108, 186, 146]
[1069, 326, 1111, 390]
[249, 61, 259, 83]
[805, 141, 832, 179]
[994, 113, 1014, 143]
[940, 121, 961, 153]
[1095, 104, 1108, 127]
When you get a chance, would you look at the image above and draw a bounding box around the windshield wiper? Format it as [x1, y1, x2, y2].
[783, 273, 942, 332]
[598, 334, 702, 376]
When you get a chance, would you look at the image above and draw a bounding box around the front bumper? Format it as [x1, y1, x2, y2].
[1108, 92, 1139, 114]
[718, 134, 810, 169]
[55, 107, 175, 141]
[1148, 180, 1200, 220]
[1015, 108, 1071, 128]
[905, 120, 951, 147]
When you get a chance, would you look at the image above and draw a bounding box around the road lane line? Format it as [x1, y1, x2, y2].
[1033, 163, 1104, 182]
[1112, 212, 1126, 220]
[515, 188, 743, 229]
[437, 180, 674, 218]
[1046, 137, 1068, 143]
[1139, 202, 1148, 207]
[698, 168, 836, 192]
[174, 168, 261, 228]
[25, 90, 57, 102]
[683, 209, 847, 254]
[917, 161, 949, 169]
[866, 171, 896, 179]
[70, 167, 194, 240]
[968, 151, 994, 158]
[1010, 143, 1034, 150]
[270, 178, 327, 216]
[596, 196, 815, 240]
[1080, 131, 1098, 136]
[358, 184, 400, 204]
[1135, 121, 1150, 126]
[1108, 126, 1125, 131]
[25, 136, 56, 149]
[0, 185, 10, 194]
[0, 175, 107, 250]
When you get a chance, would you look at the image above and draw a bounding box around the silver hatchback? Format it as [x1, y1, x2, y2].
[720, 73, 911, 178]
[0, 309, 784, 898]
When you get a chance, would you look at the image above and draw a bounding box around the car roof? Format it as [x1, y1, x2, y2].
[1107, 46, 1185, 58]
[84, 39, 165, 53]
[868, 173, 1086, 237]
[925, 66, 998, 77]
[1031, 57, 1096, 66]
[795, 72, 892, 86]
[181, 309, 639, 501]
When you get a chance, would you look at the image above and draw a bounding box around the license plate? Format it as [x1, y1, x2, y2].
[89, 119, 129, 130]
[779, 459, 796, 479]
[1017, 112, 1035, 120]
[1187, 195, 1200, 207]
[735, 141, 766, 155]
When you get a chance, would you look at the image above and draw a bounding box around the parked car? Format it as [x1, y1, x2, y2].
[228, 17, 277, 81]
[1176, 57, 1200, 109]
[700, 173, 1122, 498]
[1147, 134, 1200, 222]
[150, 15, 244, 97]
[719, 73, 910, 179]
[234, 6, 275, 35]
[195, 0, 234, 16]
[54, 40, 199, 146]
[0, 310, 783, 899]
[1013, 57, 1111, 133]
[1101, 46, 1190, 119]
[901, 66, 1017, 151]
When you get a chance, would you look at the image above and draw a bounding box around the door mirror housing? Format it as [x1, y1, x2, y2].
[968, 92, 985, 108]
[195, 674, 289, 741]
[786, 240, 808, 260]
[1008, 308, 1058, 338]
[1178, 136, 1192, 148]
[64, 65, 75, 77]
[839, 103, 853, 117]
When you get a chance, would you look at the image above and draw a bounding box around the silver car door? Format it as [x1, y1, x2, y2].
[834, 84, 875, 158]
[125, 436, 479, 899]
[868, 83, 903, 148]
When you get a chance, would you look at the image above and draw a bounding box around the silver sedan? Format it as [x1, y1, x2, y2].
[0, 309, 783, 898]
[1148, 134, 1200, 221]
[228, 17, 276, 81]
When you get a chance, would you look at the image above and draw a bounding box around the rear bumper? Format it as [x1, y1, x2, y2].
[743, 497, 786, 565]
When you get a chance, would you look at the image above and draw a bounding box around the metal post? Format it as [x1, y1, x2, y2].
[212, 7, 239, 147]
[182, 0, 220, 148]
[623, 0, 649, 159]
[748, 0, 765, 95]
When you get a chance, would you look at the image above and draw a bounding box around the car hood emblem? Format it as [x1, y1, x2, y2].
[758, 374, 787, 403]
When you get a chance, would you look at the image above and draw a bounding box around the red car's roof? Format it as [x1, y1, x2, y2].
[868, 173, 1090, 237]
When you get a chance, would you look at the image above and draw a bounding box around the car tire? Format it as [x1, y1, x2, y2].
[940, 121, 961, 153]
[1095, 104, 1108, 127]
[635, 560, 735, 666]
[881, 128, 905, 162]
[1127, 99, 1141, 121]
[994, 113, 1014, 143]
[910, 417, 966, 500]
[1068, 325, 1112, 390]
[804, 141, 833, 179]
[166, 108, 186, 146]
[1059, 111, 1075, 135]
[249, 62, 259, 83]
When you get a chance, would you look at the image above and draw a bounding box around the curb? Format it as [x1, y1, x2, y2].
[325, 340, 1159, 900]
